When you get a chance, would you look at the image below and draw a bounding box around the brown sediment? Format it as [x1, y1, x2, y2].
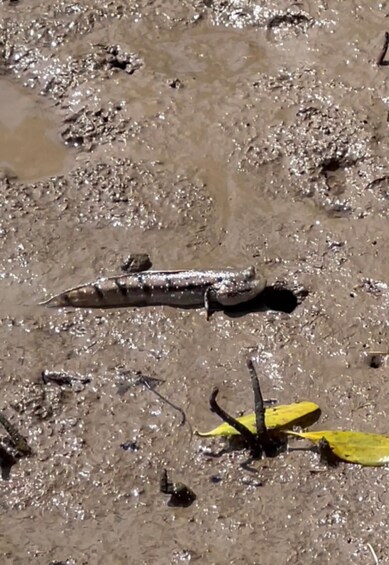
[1, 1, 389, 564]
[0, 79, 74, 181]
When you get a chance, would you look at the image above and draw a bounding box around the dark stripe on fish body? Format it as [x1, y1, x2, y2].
[63, 293, 72, 306]
[185, 282, 207, 292]
[135, 273, 152, 294]
[114, 279, 128, 296]
[164, 279, 174, 292]
[93, 285, 104, 301]
[142, 282, 152, 295]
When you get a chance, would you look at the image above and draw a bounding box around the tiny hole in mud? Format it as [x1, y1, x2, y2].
[322, 158, 341, 173]
[222, 286, 307, 317]
[109, 59, 127, 71]
[262, 286, 308, 313]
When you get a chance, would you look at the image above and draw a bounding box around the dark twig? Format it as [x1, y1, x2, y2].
[0, 411, 32, 456]
[246, 358, 280, 454]
[246, 358, 266, 436]
[207, 358, 286, 459]
[376, 31, 389, 66]
[139, 374, 187, 427]
[160, 468, 171, 493]
[209, 387, 262, 457]
[160, 468, 196, 507]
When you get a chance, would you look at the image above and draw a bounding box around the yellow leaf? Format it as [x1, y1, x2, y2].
[287, 430, 389, 466]
[196, 401, 321, 438]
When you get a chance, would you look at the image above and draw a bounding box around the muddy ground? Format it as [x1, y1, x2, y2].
[1, 1, 389, 563]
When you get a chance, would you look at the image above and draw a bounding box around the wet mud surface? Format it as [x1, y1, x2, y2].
[1, 1, 389, 563]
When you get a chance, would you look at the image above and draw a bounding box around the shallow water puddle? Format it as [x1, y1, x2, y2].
[0, 78, 71, 181]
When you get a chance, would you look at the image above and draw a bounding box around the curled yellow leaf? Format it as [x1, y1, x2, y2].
[287, 430, 389, 466]
[196, 401, 321, 438]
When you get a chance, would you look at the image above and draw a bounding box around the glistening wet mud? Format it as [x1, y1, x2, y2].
[1, 1, 389, 564]
[0, 78, 73, 181]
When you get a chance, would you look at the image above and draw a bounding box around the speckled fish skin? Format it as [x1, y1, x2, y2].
[40, 266, 266, 308]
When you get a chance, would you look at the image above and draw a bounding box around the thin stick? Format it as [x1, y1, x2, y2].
[376, 32, 389, 66]
[209, 387, 261, 456]
[246, 358, 266, 436]
[139, 375, 187, 426]
[246, 358, 278, 455]
[367, 542, 379, 565]
[160, 468, 172, 494]
[0, 411, 32, 456]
